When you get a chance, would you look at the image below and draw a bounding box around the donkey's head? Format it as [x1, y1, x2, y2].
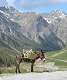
[35, 50, 46, 62]
[40, 52, 46, 61]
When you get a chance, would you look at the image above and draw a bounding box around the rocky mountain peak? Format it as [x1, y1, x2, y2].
[50, 10, 65, 19]
[0, 0, 8, 7]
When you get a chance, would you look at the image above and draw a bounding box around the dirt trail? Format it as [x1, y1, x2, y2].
[0, 71, 67, 80]
[50, 49, 67, 58]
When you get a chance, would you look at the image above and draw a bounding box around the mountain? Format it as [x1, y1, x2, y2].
[0, 6, 67, 51]
[6, 10, 65, 50]
[43, 10, 67, 45]
[0, 7, 40, 53]
[0, 0, 8, 7]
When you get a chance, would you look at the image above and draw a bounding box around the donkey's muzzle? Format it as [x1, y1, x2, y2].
[43, 58, 46, 62]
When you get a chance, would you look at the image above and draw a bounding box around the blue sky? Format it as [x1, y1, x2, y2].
[6, 0, 67, 13]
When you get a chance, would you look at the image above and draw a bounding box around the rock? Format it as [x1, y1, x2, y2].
[34, 62, 59, 72]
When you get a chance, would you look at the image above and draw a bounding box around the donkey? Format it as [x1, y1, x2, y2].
[15, 50, 46, 73]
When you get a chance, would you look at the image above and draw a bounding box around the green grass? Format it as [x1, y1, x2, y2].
[46, 48, 67, 70]
[0, 47, 17, 67]
[46, 49, 64, 57]
[0, 66, 27, 74]
[0, 62, 32, 74]
[0, 66, 15, 74]
[54, 51, 67, 60]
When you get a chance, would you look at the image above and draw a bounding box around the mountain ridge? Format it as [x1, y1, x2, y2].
[0, 6, 67, 51]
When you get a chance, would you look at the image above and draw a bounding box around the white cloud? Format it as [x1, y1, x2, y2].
[49, 0, 67, 4]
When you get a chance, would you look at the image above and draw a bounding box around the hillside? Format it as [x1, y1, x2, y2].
[46, 49, 67, 69]
[0, 47, 16, 66]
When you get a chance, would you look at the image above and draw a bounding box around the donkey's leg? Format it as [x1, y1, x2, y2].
[16, 64, 17, 73]
[31, 60, 35, 72]
[16, 62, 21, 73]
[16, 63, 19, 73]
[31, 63, 34, 72]
[17, 63, 21, 73]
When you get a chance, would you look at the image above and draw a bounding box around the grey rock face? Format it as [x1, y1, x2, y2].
[0, 9, 39, 52]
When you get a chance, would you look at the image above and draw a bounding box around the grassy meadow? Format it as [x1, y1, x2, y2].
[0, 48, 67, 73]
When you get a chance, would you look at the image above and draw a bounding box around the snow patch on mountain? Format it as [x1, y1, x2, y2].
[43, 17, 51, 23]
